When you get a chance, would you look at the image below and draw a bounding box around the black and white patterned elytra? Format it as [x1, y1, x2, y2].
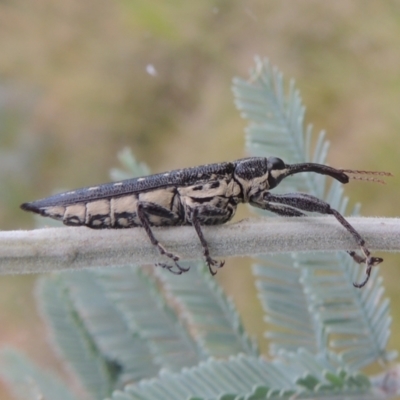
[22, 161, 236, 210]
[21, 156, 384, 288]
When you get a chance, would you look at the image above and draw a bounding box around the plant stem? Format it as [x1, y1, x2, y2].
[0, 217, 398, 275]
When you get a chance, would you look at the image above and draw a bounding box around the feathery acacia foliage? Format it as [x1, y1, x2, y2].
[154, 263, 259, 358]
[233, 57, 396, 371]
[0, 59, 397, 400]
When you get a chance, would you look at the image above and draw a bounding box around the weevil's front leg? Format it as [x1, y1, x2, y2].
[261, 203, 307, 217]
[137, 202, 189, 274]
[259, 192, 382, 288]
[190, 206, 230, 275]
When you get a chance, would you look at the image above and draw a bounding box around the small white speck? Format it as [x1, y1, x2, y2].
[67, 191, 76, 195]
[138, 178, 145, 182]
[88, 186, 99, 191]
[113, 182, 123, 186]
[146, 64, 157, 76]
[163, 173, 169, 176]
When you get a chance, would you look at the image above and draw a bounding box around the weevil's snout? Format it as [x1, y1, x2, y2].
[267, 157, 289, 189]
[285, 162, 350, 183]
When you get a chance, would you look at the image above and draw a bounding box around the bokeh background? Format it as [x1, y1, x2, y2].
[1, 1, 400, 399]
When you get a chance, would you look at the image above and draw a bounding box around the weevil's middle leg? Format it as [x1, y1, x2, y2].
[261, 192, 382, 288]
[137, 202, 189, 274]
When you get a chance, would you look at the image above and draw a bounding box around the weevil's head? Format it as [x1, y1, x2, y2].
[234, 156, 389, 203]
[234, 157, 352, 201]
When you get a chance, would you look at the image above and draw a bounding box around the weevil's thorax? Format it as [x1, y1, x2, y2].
[233, 158, 270, 202]
[233, 157, 289, 202]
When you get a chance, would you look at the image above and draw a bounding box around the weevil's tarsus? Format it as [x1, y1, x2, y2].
[349, 251, 383, 288]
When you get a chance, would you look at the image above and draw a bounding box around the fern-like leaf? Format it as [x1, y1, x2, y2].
[232, 57, 396, 369]
[37, 275, 117, 399]
[0, 348, 78, 400]
[62, 270, 160, 385]
[155, 263, 258, 358]
[109, 350, 378, 400]
[94, 266, 203, 372]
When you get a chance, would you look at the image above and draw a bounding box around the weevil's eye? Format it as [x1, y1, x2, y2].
[268, 157, 285, 171]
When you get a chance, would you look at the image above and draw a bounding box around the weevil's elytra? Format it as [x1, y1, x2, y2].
[21, 157, 391, 288]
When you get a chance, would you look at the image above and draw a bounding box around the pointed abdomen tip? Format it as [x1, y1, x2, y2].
[20, 202, 39, 213]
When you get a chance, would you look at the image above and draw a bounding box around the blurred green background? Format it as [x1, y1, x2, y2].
[1, 1, 400, 399]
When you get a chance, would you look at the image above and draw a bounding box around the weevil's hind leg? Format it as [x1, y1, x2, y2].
[191, 206, 230, 275]
[137, 202, 190, 275]
[262, 192, 382, 288]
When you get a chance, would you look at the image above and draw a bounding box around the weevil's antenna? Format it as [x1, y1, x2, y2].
[339, 169, 393, 184]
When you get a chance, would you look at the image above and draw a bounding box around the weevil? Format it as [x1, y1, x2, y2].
[21, 157, 391, 288]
